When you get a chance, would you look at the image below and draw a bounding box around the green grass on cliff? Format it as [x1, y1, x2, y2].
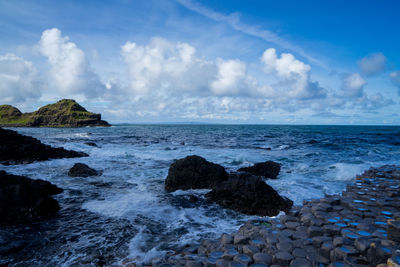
[0, 99, 102, 127]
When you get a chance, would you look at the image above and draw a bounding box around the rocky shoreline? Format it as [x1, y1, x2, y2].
[123, 165, 400, 267]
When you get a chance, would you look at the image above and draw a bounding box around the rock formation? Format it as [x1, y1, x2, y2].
[0, 170, 63, 225]
[0, 127, 88, 165]
[165, 155, 292, 216]
[206, 172, 293, 216]
[165, 155, 229, 192]
[68, 163, 100, 177]
[238, 160, 281, 179]
[0, 99, 110, 127]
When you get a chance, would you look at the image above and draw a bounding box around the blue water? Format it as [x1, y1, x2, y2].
[1, 125, 400, 265]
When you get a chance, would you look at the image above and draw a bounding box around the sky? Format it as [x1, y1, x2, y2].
[1, 0, 400, 124]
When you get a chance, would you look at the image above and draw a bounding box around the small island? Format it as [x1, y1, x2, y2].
[0, 99, 110, 127]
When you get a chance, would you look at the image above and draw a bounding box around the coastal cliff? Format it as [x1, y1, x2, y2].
[0, 99, 110, 127]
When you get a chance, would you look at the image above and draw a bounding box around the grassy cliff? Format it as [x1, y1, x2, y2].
[0, 99, 110, 127]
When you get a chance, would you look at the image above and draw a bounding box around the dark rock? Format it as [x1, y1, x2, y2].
[206, 173, 293, 216]
[68, 163, 100, 177]
[165, 155, 229, 192]
[0, 127, 88, 165]
[0, 170, 63, 225]
[289, 258, 312, 267]
[85, 142, 98, 147]
[238, 161, 281, 179]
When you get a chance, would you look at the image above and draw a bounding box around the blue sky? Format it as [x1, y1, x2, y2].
[1, 0, 399, 124]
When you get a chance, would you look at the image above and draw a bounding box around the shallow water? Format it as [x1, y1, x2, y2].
[1, 125, 400, 265]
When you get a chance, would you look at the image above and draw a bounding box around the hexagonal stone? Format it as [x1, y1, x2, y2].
[289, 258, 312, 267]
[242, 245, 259, 256]
[307, 226, 323, 237]
[292, 248, 307, 258]
[215, 259, 230, 267]
[252, 252, 272, 264]
[285, 221, 300, 230]
[221, 234, 234, 245]
[233, 254, 252, 265]
[323, 224, 341, 236]
[320, 242, 333, 259]
[228, 261, 246, 267]
[186, 261, 203, 267]
[333, 246, 358, 260]
[234, 234, 250, 245]
[274, 251, 293, 266]
[276, 242, 293, 252]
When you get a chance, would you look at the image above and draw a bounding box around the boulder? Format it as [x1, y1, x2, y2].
[165, 155, 229, 192]
[206, 172, 293, 216]
[0, 170, 63, 225]
[68, 163, 99, 177]
[238, 161, 281, 179]
[0, 127, 88, 165]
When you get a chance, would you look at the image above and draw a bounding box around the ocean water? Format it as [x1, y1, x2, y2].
[1, 125, 400, 265]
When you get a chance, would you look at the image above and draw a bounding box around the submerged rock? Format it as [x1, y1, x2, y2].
[206, 172, 293, 216]
[68, 163, 100, 177]
[165, 155, 229, 192]
[238, 161, 281, 179]
[0, 170, 63, 225]
[0, 127, 88, 165]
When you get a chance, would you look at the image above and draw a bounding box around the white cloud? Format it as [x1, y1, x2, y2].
[38, 28, 105, 98]
[121, 37, 215, 95]
[261, 48, 326, 100]
[390, 71, 400, 94]
[357, 52, 387, 76]
[0, 53, 40, 103]
[211, 59, 248, 95]
[342, 73, 366, 97]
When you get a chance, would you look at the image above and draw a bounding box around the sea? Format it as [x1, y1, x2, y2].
[1, 124, 400, 266]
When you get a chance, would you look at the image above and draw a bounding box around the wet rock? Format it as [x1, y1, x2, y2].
[0, 170, 63, 225]
[233, 254, 252, 265]
[289, 258, 312, 267]
[85, 142, 98, 147]
[387, 219, 400, 242]
[252, 253, 272, 264]
[206, 172, 293, 217]
[274, 251, 293, 266]
[234, 234, 250, 245]
[165, 155, 229, 192]
[68, 163, 100, 177]
[237, 161, 281, 179]
[0, 127, 88, 165]
[220, 234, 233, 245]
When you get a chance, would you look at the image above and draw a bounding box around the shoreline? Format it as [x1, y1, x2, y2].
[123, 165, 400, 267]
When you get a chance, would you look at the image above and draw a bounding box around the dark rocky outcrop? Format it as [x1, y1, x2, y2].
[68, 163, 100, 177]
[165, 155, 292, 216]
[0, 99, 110, 127]
[0, 170, 63, 225]
[206, 172, 293, 216]
[165, 155, 229, 192]
[0, 127, 88, 165]
[238, 160, 281, 179]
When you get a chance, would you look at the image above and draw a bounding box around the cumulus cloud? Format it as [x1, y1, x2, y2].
[261, 48, 326, 100]
[38, 28, 105, 98]
[342, 73, 366, 97]
[121, 37, 216, 95]
[0, 53, 40, 103]
[357, 52, 387, 76]
[390, 71, 400, 94]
